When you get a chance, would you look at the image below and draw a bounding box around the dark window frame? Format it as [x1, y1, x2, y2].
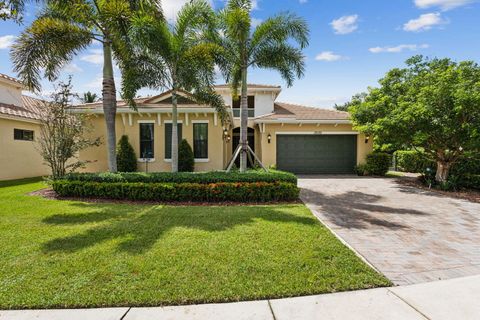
[164, 122, 183, 159]
[193, 123, 208, 159]
[14, 129, 34, 141]
[139, 123, 154, 159]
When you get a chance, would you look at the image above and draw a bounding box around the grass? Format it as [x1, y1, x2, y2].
[0, 178, 390, 309]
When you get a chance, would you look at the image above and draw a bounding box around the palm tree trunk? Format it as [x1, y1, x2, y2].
[239, 65, 248, 172]
[102, 41, 117, 172]
[171, 86, 179, 173]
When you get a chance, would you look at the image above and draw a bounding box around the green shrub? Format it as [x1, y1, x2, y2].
[62, 170, 297, 184]
[116, 135, 137, 172]
[52, 180, 300, 202]
[394, 150, 435, 173]
[461, 174, 480, 190]
[364, 152, 391, 176]
[354, 164, 367, 176]
[178, 139, 194, 172]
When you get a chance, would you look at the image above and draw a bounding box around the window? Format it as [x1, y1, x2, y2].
[165, 123, 183, 159]
[14, 129, 34, 141]
[139, 123, 154, 159]
[232, 96, 255, 117]
[193, 123, 208, 159]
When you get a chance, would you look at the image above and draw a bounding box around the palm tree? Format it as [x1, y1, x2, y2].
[80, 91, 99, 104]
[10, 0, 157, 172]
[217, 0, 309, 172]
[123, 0, 228, 172]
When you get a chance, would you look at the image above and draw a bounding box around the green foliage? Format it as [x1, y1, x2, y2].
[116, 135, 137, 172]
[394, 150, 435, 173]
[52, 180, 299, 202]
[62, 170, 298, 184]
[363, 153, 391, 176]
[178, 139, 194, 172]
[354, 164, 367, 176]
[81, 91, 99, 103]
[350, 55, 480, 182]
[0, 178, 389, 308]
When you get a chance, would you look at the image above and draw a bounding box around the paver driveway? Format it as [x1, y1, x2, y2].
[299, 176, 480, 285]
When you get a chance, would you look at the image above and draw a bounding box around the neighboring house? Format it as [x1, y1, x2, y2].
[73, 84, 372, 174]
[0, 73, 49, 180]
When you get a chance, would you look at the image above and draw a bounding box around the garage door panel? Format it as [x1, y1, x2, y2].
[276, 135, 357, 174]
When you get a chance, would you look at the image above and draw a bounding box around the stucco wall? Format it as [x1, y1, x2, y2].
[79, 113, 225, 173]
[257, 123, 373, 167]
[0, 117, 50, 180]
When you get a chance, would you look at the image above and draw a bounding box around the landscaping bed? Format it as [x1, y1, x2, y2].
[0, 179, 390, 309]
[53, 170, 300, 203]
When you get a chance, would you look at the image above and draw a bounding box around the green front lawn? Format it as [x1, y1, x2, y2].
[0, 178, 390, 309]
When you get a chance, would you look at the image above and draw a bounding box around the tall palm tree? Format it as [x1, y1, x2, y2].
[80, 91, 99, 103]
[123, 0, 228, 172]
[217, 0, 309, 172]
[10, 0, 158, 172]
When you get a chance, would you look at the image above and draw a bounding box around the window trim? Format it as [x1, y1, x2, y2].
[139, 122, 155, 159]
[164, 122, 183, 160]
[193, 122, 208, 160]
[13, 128, 34, 141]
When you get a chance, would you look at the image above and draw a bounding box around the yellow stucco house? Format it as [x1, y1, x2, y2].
[73, 84, 372, 174]
[0, 72, 372, 180]
[0, 73, 49, 180]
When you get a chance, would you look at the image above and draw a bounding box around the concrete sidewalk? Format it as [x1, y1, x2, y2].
[1, 275, 479, 320]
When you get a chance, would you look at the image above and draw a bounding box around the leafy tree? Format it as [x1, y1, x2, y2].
[10, 0, 157, 172]
[334, 93, 367, 112]
[178, 139, 194, 172]
[116, 135, 137, 172]
[80, 91, 99, 103]
[216, 0, 309, 172]
[350, 56, 480, 183]
[37, 79, 100, 179]
[122, 0, 227, 172]
[0, 0, 26, 22]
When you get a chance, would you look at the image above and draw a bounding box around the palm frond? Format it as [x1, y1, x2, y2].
[11, 17, 93, 91]
[253, 43, 305, 87]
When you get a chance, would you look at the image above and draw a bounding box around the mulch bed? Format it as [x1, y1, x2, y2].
[29, 188, 302, 206]
[394, 175, 480, 203]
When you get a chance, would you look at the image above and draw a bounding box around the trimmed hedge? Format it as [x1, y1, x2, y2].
[365, 152, 391, 176]
[62, 170, 297, 185]
[394, 150, 434, 173]
[52, 180, 300, 202]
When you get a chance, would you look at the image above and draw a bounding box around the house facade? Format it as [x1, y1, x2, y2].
[0, 73, 49, 180]
[74, 84, 372, 174]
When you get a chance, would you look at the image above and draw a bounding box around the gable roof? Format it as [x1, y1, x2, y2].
[0, 73, 23, 88]
[0, 96, 45, 121]
[254, 102, 350, 122]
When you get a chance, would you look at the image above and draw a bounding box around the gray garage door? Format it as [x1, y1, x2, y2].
[276, 135, 357, 174]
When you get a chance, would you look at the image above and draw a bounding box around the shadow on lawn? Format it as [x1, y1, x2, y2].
[301, 189, 429, 230]
[42, 203, 316, 254]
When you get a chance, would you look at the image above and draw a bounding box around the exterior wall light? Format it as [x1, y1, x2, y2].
[267, 133, 272, 144]
[365, 135, 370, 144]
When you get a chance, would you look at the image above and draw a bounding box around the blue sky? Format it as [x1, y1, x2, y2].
[0, 0, 479, 107]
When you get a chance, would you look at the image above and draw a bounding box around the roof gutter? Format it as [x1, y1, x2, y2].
[254, 119, 351, 124]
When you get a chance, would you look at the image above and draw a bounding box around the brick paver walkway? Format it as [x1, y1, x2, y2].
[299, 176, 480, 285]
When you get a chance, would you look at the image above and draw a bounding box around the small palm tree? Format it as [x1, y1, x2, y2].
[123, 0, 228, 172]
[217, 0, 309, 172]
[80, 91, 99, 104]
[10, 0, 157, 172]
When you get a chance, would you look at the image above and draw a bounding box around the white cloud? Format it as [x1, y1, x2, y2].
[403, 13, 447, 32]
[162, 0, 214, 21]
[80, 49, 103, 64]
[63, 63, 83, 73]
[251, 17, 262, 28]
[369, 44, 430, 53]
[0, 35, 16, 49]
[414, 0, 473, 10]
[315, 51, 345, 62]
[251, 0, 259, 10]
[330, 15, 359, 35]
